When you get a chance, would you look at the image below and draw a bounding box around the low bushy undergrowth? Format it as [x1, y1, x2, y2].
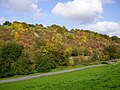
[0, 42, 120, 78]
[35, 53, 58, 72]
[0, 43, 23, 77]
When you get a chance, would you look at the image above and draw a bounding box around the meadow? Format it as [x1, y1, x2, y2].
[0, 26, 5, 30]
[0, 62, 120, 90]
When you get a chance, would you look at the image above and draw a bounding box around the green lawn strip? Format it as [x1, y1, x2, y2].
[0, 26, 10, 30]
[0, 62, 120, 90]
[0, 26, 5, 30]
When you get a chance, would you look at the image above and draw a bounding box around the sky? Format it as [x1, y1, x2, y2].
[0, 0, 120, 37]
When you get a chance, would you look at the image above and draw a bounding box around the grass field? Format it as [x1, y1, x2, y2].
[0, 26, 5, 30]
[0, 62, 120, 90]
[0, 25, 10, 30]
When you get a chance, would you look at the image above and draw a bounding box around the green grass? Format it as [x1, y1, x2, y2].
[0, 62, 120, 90]
[0, 25, 10, 30]
[0, 26, 5, 30]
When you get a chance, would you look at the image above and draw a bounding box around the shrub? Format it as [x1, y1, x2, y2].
[104, 45, 117, 60]
[70, 56, 90, 66]
[0, 43, 23, 77]
[83, 49, 91, 56]
[68, 58, 74, 66]
[74, 56, 84, 65]
[101, 54, 110, 61]
[1, 43, 23, 61]
[91, 51, 99, 62]
[101, 61, 110, 64]
[71, 49, 79, 56]
[116, 49, 120, 58]
[35, 53, 58, 72]
[14, 52, 35, 75]
[51, 48, 70, 66]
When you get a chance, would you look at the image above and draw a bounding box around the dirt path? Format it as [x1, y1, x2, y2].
[0, 64, 105, 84]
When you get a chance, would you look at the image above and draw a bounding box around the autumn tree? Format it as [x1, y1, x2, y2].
[10, 21, 28, 40]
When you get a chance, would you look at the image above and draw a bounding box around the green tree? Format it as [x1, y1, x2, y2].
[3, 21, 11, 26]
[111, 36, 119, 42]
[28, 24, 35, 27]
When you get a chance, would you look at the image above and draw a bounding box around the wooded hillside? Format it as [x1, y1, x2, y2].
[0, 21, 120, 77]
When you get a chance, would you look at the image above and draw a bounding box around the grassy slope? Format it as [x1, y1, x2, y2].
[0, 62, 120, 90]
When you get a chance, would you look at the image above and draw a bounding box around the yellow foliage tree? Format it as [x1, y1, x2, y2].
[14, 31, 20, 41]
[10, 21, 28, 40]
[82, 35, 87, 43]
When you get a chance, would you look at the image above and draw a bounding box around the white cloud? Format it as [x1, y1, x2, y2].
[6, 0, 41, 20]
[52, 0, 115, 24]
[87, 21, 120, 37]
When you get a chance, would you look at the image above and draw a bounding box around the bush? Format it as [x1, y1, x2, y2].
[35, 53, 58, 72]
[101, 54, 110, 61]
[0, 43, 23, 77]
[91, 51, 99, 62]
[116, 49, 120, 58]
[14, 52, 35, 75]
[110, 59, 119, 62]
[101, 61, 110, 64]
[68, 58, 74, 66]
[51, 48, 70, 66]
[83, 49, 91, 56]
[71, 49, 79, 56]
[1, 43, 23, 61]
[69, 56, 90, 66]
[104, 45, 117, 60]
[74, 56, 84, 65]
